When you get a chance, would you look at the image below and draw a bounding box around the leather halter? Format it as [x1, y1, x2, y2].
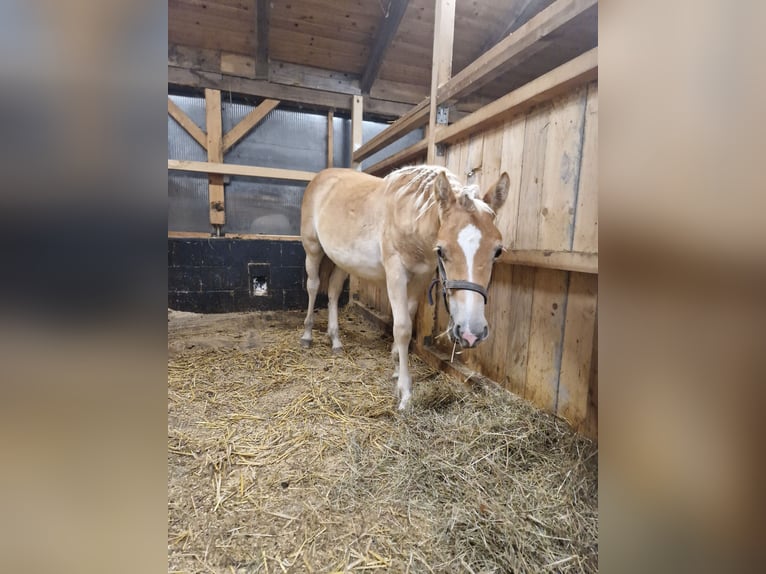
[427, 253, 488, 312]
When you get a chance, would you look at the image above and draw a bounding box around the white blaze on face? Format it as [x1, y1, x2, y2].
[457, 224, 482, 282]
[455, 223, 484, 339]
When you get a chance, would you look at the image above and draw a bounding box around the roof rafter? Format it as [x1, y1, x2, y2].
[360, 0, 410, 94]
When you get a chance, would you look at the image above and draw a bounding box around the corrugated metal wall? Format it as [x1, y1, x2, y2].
[168, 95, 419, 235]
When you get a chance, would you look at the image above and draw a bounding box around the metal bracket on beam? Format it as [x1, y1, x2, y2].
[436, 105, 450, 125]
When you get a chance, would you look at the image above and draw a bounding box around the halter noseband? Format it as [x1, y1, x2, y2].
[427, 253, 488, 311]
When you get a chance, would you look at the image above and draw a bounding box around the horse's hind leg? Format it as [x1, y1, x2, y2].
[326, 266, 349, 353]
[300, 248, 323, 348]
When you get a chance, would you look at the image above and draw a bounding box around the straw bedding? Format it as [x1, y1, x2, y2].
[168, 307, 598, 573]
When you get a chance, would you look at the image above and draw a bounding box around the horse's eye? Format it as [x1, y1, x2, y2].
[494, 246, 503, 260]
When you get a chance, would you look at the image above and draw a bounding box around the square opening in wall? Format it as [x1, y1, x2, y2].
[248, 263, 270, 297]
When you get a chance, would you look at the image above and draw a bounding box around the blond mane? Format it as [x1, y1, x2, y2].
[384, 165, 494, 220]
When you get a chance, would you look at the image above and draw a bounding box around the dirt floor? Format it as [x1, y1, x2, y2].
[168, 307, 598, 573]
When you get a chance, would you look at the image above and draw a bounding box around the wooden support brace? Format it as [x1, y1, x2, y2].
[327, 110, 334, 168]
[205, 89, 225, 227]
[222, 98, 279, 152]
[351, 95, 363, 170]
[168, 98, 207, 150]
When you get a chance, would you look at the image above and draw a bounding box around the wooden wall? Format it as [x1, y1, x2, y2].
[353, 81, 598, 438]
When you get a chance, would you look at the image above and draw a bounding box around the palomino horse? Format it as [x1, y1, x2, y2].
[300, 165, 509, 410]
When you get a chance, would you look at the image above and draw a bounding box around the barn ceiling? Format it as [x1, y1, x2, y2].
[168, 0, 597, 116]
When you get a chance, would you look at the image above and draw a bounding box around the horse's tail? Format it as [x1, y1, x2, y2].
[317, 255, 336, 294]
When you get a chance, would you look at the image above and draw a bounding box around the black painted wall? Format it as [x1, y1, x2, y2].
[168, 238, 346, 313]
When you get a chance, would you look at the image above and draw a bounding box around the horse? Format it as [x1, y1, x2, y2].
[299, 165, 509, 410]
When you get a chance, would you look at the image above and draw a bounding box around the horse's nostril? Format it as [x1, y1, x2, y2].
[482, 326, 488, 339]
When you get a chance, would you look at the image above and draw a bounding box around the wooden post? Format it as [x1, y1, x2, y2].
[327, 110, 334, 168]
[426, 0, 456, 165]
[205, 88, 225, 229]
[351, 95, 363, 170]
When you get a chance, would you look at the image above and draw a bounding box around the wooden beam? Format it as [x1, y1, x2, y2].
[255, 0, 270, 79]
[326, 110, 334, 168]
[440, 0, 597, 103]
[436, 48, 598, 145]
[352, 99, 429, 164]
[205, 89, 225, 226]
[270, 61, 360, 95]
[351, 0, 595, 164]
[168, 159, 316, 182]
[222, 98, 280, 152]
[168, 98, 207, 150]
[478, 0, 543, 55]
[169, 231, 301, 241]
[364, 138, 427, 176]
[168, 66, 413, 118]
[499, 249, 598, 274]
[426, 0, 456, 164]
[360, 0, 410, 94]
[352, 95, 364, 170]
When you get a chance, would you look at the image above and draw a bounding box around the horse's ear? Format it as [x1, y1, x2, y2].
[483, 172, 510, 212]
[434, 171, 454, 208]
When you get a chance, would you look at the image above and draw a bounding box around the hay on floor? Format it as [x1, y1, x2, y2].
[168, 307, 598, 573]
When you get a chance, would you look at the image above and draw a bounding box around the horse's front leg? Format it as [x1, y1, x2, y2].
[385, 265, 414, 410]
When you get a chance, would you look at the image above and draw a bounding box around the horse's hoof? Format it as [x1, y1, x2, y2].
[300, 338, 312, 349]
[331, 346, 344, 355]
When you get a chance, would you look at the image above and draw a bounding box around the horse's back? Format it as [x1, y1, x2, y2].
[301, 168, 387, 280]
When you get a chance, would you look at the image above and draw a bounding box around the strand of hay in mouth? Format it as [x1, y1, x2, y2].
[168, 308, 597, 573]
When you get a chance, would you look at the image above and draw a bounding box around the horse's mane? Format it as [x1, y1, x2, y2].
[384, 165, 494, 220]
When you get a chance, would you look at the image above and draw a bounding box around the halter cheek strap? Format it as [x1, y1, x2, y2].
[427, 255, 488, 310]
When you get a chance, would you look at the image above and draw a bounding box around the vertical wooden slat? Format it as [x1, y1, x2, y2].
[426, 0, 456, 165]
[525, 268, 569, 411]
[557, 272, 597, 427]
[514, 105, 550, 249]
[351, 95, 363, 170]
[572, 82, 598, 253]
[205, 88, 225, 226]
[327, 110, 334, 168]
[537, 86, 588, 250]
[497, 116, 526, 248]
[505, 266, 536, 396]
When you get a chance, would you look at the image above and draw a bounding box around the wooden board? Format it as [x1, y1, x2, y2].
[222, 99, 280, 152]
[557, 272, 597, 428]
[426, 0, 456, 165]
[168, 97, 208, 150]
[572, 82, 598, 253]
[168, 159, 316, 181]
[496, 116, 526, 248]
[205, 89, 225, 226]
[525, 268, 569, 411]
[514, 104, 550, 249]
[537, 86, 588, 250]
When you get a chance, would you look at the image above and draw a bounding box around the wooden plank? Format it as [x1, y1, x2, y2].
[168, 231, 301, 241]
[499, 250, 597, 274]
[168, 159, 316, 182]
[168, 97, 207, 150]
[168, 66, 413, 118]
[205, 89, 225, 226]
[436, 48, 598, 145]
[572, 82, 598, 253]
[327, 111, 334, 168]
[220, 53, 256, 79]
[477, 0, 548, 55]
[525, 268, 569, 411]
[426, 0, 456, 165]
[514, 106, 550, 249]
[364, 138, 427, 176]
[580, 314, 597, 439]
[496, 116, 526, 249]
[270, 61, 360, 95]
[255, 0, 270, 78]
[538, 85, 588, 250]
[505, 266, 536, 396]
[361, 0, 410, 93]
[352, 99, 429, 162]
[557, 272, 597, 428]
[352, 95, 364, 170]
[222, 98, 280, 152]
[439, 0, 597, 103]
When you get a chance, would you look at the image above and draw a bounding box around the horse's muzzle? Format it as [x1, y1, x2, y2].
[450, 321, 489, 349]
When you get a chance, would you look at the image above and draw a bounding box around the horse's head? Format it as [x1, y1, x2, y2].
[432, 170, 510, 348]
